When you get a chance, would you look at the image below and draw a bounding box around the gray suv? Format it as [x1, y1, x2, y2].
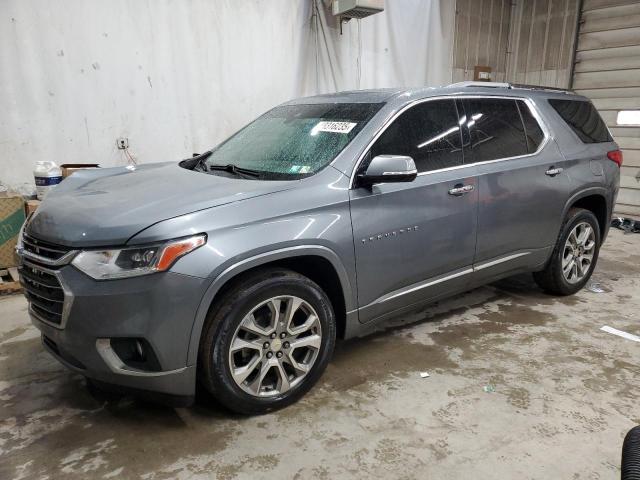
[17, 82, 621, 414]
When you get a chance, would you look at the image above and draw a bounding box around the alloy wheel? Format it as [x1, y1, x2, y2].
[228, 296, 322, 397]
[562, 221, 596, 284]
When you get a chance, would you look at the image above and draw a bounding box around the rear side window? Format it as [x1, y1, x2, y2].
[548, 99, 613, 143]
[370, 99, 463, 173]
[516, 100, 545, 152]
[462, 98, 529, 162]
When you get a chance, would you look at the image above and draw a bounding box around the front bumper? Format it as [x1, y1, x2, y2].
[23, 261, 207, 399]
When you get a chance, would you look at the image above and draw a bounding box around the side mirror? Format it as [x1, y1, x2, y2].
[357, 155, 417, 187]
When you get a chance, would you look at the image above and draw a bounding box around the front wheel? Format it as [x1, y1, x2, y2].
[198, 268, 336, 415]
[533, 208, 601, 296]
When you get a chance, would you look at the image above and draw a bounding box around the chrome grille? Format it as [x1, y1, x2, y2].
[19, 261, 67, 327]
[22, 233, 71, 262]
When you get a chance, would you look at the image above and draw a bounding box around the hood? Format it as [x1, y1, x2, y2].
[26, 162, 293, 247]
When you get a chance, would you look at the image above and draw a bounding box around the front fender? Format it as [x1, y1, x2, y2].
[184, 244, 354, 366]
[126, 169, 357, 367]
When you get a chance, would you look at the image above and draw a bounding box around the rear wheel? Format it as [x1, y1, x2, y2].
[533, 208, 601, 296]
[198, 268, 336, 415]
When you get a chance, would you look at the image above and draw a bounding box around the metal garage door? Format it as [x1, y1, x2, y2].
[572, 0, 640, 216]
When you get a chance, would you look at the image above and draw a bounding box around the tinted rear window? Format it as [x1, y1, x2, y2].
[548, 99, 612, 143]
[463, 98, 529, 162]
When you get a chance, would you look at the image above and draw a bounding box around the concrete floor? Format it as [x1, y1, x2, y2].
[0, 229, 638, 480]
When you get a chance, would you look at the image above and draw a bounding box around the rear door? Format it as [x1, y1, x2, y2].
[547, 98, 619, 222]
[462, 96, 572, 276]
[350, 98, 479, 323]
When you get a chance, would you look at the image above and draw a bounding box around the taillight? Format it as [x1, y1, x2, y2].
[607, 149, 623, 167]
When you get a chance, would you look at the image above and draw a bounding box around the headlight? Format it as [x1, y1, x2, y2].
[71, 234, 206, 280]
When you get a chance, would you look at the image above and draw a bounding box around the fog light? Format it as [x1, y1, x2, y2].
[110, 338, 161, 372]
[135, 339, 144, 360]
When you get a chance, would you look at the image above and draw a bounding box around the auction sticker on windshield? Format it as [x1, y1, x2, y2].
[313, 121, 357, 134]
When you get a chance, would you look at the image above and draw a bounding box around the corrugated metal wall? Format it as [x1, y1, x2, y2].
[453, 0, 511, 82]
[453, 0, 579, 88]
[572, 0, 640, 216]
[454, 0, 639, 214]
[506, 0, 580, 87]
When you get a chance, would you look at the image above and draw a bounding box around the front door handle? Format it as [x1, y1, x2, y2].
[545, 166, 563, 177]
[448, 184, 474, 196]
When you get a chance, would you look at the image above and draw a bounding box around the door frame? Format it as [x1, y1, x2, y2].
[348, 94, 551, 189]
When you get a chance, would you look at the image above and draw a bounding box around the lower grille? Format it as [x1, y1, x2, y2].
[19, 262, 66, 326]
[42, 335, 85, 369]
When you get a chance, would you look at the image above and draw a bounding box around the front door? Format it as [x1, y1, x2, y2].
[349, 99, 479, 323]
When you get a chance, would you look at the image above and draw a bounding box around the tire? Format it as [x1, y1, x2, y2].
[533, 208, 601, 296]
[622, 425, 640, 480]
[198, 268, 336, 415]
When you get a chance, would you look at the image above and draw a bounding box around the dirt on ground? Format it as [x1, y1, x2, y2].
[0, 229, 638, 479]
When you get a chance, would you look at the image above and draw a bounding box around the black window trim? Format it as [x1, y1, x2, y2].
[515, 99, 540, 154]
[349, 95, 550, 189]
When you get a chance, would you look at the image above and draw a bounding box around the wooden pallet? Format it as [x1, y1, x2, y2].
[0, 267, 22, 295]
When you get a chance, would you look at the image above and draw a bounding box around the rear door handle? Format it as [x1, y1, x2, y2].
[448, 184, 474, 196]
[545, 167, 563, 177]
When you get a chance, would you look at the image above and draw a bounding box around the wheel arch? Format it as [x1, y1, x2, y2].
[563, 188, 610, 242]
[186, 246, 354, 366]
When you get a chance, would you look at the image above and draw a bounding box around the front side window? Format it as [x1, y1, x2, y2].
[548, 99, 613, 143]
[203, 103, 383, 179]
[370, 99, 463, 173]
[463, 98, 529, 163]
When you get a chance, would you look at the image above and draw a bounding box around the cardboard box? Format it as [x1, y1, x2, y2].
[0, 193, 26, 268]
[25, 199, 41, 217]
[473, 65, 492, 81]
[61, 163, 100, 178]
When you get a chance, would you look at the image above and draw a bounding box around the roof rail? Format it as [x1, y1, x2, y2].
[448, 81, 511, 89]
[447, 81, 576, 95]
[509, 83, 576, 95]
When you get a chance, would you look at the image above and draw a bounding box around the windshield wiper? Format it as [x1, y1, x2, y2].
[180, 150, 213, 171]
[209, 164, 262, 179]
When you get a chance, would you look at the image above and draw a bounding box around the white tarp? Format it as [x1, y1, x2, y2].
[0, 0, 454, 187]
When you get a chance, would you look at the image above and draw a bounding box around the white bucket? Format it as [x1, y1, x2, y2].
[34, 161, 63, 200]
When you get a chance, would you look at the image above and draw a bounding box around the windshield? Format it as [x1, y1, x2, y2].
[203, 102, 383, 179]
